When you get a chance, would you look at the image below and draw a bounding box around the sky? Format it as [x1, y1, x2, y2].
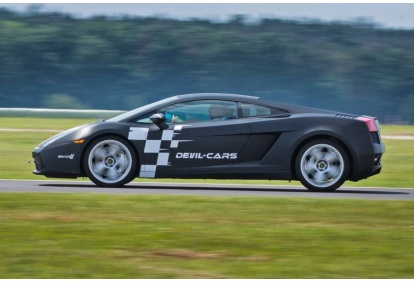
[1, 3, 414, 30]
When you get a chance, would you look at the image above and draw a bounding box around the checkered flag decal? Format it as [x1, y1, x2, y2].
[128, 125, 190, 177]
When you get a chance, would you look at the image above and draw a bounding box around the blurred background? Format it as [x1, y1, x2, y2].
[0, 3, 413, 124]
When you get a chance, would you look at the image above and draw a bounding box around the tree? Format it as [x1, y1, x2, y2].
[401, 95, 414, 124]
[42, 94, 88, 109]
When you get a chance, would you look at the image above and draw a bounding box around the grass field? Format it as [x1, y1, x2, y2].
[0, 193, 413, 278]
[0, 118, 414, 278]
[0, 117, 413, 188]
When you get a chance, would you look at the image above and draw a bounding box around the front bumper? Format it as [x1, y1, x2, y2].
[31, 141, 84, 178]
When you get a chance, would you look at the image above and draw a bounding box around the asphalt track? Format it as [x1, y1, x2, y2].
[0, 179, 413, 200]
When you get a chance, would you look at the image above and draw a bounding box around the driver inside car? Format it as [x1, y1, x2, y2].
[164, 112, 183, 123]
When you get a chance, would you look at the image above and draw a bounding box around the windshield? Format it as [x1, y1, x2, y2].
[106, 96, 179, 122]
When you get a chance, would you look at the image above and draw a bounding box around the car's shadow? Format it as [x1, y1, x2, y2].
[39, 183, 410, 195]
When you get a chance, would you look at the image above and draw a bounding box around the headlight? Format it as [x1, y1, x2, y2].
[37, 125, 86, 148]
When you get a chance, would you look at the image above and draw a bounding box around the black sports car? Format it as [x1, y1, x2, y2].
[32, 93, 385, 192]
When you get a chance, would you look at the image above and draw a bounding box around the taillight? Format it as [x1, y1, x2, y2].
[357, 116, 378, 132]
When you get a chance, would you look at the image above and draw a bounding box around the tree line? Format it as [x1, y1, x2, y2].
[0, 8, 413, 123]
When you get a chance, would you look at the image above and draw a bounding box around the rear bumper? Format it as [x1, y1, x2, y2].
[344, 132, 385, 182]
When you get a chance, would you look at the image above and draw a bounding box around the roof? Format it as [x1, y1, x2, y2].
[175, 93, 260, 101]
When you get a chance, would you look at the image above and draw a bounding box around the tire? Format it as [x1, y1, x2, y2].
[83, 136, 137, 187]
[295, 139, 349, 192]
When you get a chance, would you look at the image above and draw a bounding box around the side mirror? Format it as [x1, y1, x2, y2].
[150, 113, 168, 130]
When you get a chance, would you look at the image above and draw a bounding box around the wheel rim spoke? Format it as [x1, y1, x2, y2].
[94, 147, 107, 160]
[106, 167, 120, 180]
[312, 170, 325, 183]
[311, 148, 324, 160]
[303, 158, 316, 174]
[117, 153, 128, 171]
[106, 145, 122, 157]
[325, 166, 339, 180]
[93, 161, 106, 176]
[324, 151, 335, 163]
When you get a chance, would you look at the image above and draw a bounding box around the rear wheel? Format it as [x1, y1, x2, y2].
[83, 136, 137, 187]
[295, 139, 349, 192]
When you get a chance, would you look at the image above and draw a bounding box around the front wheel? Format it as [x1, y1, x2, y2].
[295, 139, 349, 192]
[83, 136, 137, 187]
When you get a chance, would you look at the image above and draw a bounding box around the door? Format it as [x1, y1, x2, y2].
[131, 100, 251, 178]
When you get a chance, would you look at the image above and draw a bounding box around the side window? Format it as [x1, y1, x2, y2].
[207, 101, 238, 122]
[130, 100, 240, 124]
[133, 110, 156, 124]
[160, 100, 238, 124]
[240, 103, 288, 118]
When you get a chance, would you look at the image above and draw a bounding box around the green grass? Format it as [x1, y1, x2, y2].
[1, 118, 414, 278]
[0, 118, 413, 188]
[0, 117, 96, 130]
[0, 193, 413, 278]
[380, 125, 414, 136]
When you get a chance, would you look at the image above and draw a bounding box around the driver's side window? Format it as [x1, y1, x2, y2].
[159, 101, 208, 124]
[160, 100, 238, 124]
[132, 100, 239, 124]
[133, 110, 156, 124]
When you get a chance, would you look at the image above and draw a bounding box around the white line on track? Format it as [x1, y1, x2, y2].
[1, 179, 413, 190]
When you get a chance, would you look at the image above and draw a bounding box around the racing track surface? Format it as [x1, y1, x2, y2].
[0, 180, 413, 200]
